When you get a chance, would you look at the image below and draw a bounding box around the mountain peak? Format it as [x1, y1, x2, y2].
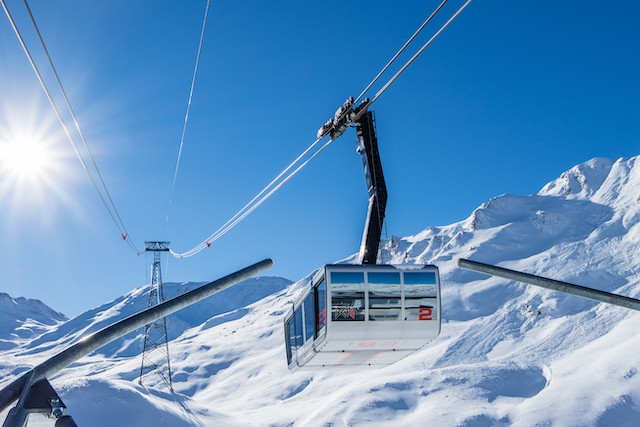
[0, 292, 67, 350]
[538, 157, 616, 200]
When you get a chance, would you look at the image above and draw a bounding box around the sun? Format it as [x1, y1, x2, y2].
[0, 124, 71, 210]
[0, 101, 77, 226]
[0, 137, 49, 180]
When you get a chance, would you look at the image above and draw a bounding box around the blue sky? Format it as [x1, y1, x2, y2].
[1, 0, 639, 316]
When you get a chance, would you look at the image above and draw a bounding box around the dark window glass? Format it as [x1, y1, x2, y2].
[315, 280, 327, 334]
[368, 272, 401, 321]
[303, 294, 315, 342]
[331, 272, 365, 321]
[286, 318, 294, 363]
[294, 307, 304, 346]
[404, 271, 437, 321]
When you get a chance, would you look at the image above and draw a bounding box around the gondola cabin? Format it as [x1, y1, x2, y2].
[284, 264, 441, 370]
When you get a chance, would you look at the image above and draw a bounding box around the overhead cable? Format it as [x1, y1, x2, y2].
[371, 0, 473, 104]
[354, 0, 449, 104]
[22, 0, 140, 254]
[165, 0, 213, 234]
[169, 136, 325, 258]
[2, 0, 140, 254]
[170, 0, 473, 258]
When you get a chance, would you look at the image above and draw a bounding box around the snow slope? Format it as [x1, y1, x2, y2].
[0, 293, 66, 352]
[3, 156, 640, 426]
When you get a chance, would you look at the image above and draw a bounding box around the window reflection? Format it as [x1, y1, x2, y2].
[303, 294, 315, 341]
[294, 307, 304, 345]
[315, 280, 327, 333]
[368, 272, 401, 321]
[331, 272, 365, 321]
[404, 271, 437, 321]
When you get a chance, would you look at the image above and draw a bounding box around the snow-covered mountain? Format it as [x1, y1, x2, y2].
[3, 155, 640, 426]
[0, 293, 66, 351]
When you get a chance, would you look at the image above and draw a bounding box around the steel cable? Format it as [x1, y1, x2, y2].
[371, 0, 473, 104]
[2, 0, 141, 254]
[170, 0, 473, 258]
[170, 137, 325, 257]
[165, 0, 213, 234]
[354, 0, 449, 104]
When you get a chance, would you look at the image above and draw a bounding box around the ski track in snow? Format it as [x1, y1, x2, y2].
[2, 156, 640, 426]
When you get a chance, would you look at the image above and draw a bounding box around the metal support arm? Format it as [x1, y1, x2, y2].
[0, 258, 274, 419]
[355, 110, 387, 265]
[458, 258, 640, 312]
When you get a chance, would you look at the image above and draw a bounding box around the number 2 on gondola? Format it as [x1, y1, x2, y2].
[419, 307, 433, 320]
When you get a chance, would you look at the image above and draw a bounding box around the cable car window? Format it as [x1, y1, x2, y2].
[404, 271, 437, 321]
[303, 294, 315, 342]
[368, 272, 401, 321]
[404, 272, 437, 286]
[315, 279, 327, 334]
[330, 272, 365, 321]
[286, 318, 294, 364]
[294, 307, 304, 346]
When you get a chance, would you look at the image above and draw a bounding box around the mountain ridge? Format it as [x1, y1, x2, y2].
[2, 155, 640, 426]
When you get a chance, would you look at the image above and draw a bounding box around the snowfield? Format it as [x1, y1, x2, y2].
[2, 156, 640, 426]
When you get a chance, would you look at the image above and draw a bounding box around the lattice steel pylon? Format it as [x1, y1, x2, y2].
[139, 241, 173, 392]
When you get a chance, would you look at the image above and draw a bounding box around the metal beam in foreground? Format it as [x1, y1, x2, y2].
[458, 258, 640, 312]
[0, 258, 273, 422]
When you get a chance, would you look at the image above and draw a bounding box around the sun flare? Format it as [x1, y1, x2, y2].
[0, 138, 49, 179]
[0, 124, 70, 209]
[0, 104, 76, 221]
